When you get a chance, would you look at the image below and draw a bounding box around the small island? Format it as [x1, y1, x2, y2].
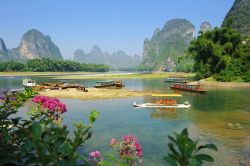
[39, 88, 151, 100]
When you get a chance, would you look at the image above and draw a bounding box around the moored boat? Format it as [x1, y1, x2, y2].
[170, 82, 206, 93]
[165, 77, 188, 83]
[94, 80, 116, 88]
[94, 80, 124, 88]
[23, 79, 36, 87]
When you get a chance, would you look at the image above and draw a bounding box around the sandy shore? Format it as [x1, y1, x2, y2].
[39, 88, 151, 100]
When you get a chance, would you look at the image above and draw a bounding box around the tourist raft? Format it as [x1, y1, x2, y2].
[133, 94, 191, 109]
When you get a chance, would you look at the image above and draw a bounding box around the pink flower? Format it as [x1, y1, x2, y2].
[88, 150, 102, 165]
[89, 150, 101, 158]
[32, 95, 67, 114]
[112, 134, 143, 165]
[110, 138, 117, 147]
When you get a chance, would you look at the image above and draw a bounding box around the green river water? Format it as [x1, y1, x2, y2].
[1, 75, 250, 165]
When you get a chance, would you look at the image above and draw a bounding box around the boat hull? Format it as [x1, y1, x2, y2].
[170, 86, 206, 93]
[94, 84, 116, 88]
[133, 102, 191, 109]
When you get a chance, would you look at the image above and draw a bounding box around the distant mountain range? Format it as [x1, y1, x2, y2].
[222, 0, 250, 37]
[1, 0, 249, 71]
[0, 29, 63, 61]
[73, 45, 142, 69]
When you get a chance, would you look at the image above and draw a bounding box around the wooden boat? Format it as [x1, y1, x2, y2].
[23, 79, 36, 87]
[165, 77, 188, 83]
[94, 80, 115, 88]
[94, 80, 124, 88]
[133, 102, 191, 109]
[133, 94, 191, 109]
[170, 83, 206, 93]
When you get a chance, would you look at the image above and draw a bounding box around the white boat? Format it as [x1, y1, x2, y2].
[133, 102, 191, 109]
[23, 79, 36, 87]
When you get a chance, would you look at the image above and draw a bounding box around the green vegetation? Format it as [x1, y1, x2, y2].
[164, 128, 217, 166]
[0, 58, 109, 72]
[0, 88, 99, 165]
[188, 26, 250, 82]
[222, 0, 250, 37]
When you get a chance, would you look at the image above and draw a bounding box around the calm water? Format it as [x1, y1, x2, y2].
[1, 75, 250, 166]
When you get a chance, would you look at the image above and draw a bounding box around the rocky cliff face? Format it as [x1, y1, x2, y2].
[1, 29, 63, 61]
[143, 18, 195, 70]
[0, 38, 7, 53]
[200, 22, 212, 33]
[17, 29, 62, 60]
[0, 38, 8, 61]
[73, 45, 142, 69]
[222, 0, 250, 36]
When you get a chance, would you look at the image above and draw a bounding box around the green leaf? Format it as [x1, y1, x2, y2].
[32, 122, 42, 140]
[21, 140, 34, 153]
[168, 143, 179, 157]
[11, 117, 21, 125]
[99, 161, 114, 166]
[181, 128, 188, 137]
[164, 156, 178, 166]
[188, 158, 202, 166]
[195, 154, 214, 162]
[197, 144, 218, 151]
[89, 109, 99, 123]
[168, 135, 177, 143]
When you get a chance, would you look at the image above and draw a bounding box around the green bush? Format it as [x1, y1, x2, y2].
[0, 88, 99, 165]
[164, 128, 217, 166]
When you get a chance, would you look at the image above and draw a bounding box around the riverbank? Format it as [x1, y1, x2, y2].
[0, 72, 95, 76]
[0, 71, 194, 79]
[201, 80, 250, 88]
[39, 88, 152, 100]
[45, 72, 194, 80]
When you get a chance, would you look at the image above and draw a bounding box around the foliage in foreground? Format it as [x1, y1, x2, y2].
[188, 26, 250, 82]
[0, 88, 99, 165]
[164, 128, 218, 166]
[0, 58, 109, 72]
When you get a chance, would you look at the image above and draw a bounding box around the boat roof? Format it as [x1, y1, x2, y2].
[96, 80, 115, 83]
[151, 93, 182, 97]
[167, 77, 186, 79]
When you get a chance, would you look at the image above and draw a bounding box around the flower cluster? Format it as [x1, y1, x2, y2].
[110, 134, 143, 165]
[32, 95, 67, 114]
[88, 150, 102, 165]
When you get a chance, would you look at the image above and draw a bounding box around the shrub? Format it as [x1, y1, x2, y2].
[164, 128, 217, 166]
[0, 88, 99, 165]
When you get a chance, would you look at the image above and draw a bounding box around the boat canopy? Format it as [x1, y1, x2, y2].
[151, 93, 182, 97]
[96, 80, 115, 83]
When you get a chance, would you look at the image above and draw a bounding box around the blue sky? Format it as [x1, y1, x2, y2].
[0, 0, 234, 59]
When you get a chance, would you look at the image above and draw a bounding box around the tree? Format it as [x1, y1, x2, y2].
[188, 26, 250, 81]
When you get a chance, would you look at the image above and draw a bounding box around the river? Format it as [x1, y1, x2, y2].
[1, 74, 250, 165]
